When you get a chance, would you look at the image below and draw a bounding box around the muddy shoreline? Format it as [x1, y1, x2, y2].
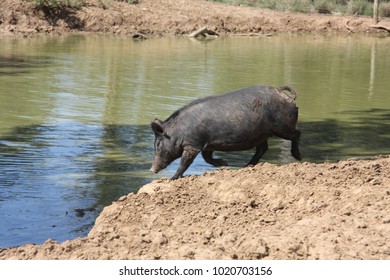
[1, 0, 390, 37]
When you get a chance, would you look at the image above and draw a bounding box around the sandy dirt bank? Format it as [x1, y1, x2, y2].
[1, 155, 389, 260]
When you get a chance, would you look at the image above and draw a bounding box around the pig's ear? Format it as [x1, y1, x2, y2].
[151, 119, 164, 135]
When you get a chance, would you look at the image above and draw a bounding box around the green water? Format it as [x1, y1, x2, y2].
[0, 35, 389, 247]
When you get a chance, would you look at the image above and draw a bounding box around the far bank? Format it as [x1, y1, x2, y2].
[1, 0, 390, 37]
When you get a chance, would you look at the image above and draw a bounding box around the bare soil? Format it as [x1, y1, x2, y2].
[1, 156, 389, 260]
[1, 0, 389, 260]
[1, 0, 390, 36]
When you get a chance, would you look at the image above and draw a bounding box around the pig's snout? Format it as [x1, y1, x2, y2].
[150, 162, 161, 174]
[150, 167, 158, 174]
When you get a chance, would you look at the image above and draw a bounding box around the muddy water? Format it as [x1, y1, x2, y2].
[0, 35, 389, 247]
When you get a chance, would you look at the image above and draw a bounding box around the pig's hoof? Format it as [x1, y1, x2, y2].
[292, 150, 302, 161]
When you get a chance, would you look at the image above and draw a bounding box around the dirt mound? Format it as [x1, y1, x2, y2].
[1, 0, 390, 36]
[1, 155, 389, 260]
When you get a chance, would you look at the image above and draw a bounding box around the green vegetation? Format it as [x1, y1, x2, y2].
[23, 0, 390, 17]
[25, 0, 86, 8]
[211, 0, 390, 17]
[24, 0, 138, 9]
[381, 2, 390, 16]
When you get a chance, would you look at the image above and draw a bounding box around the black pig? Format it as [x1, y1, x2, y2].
[151, 85, 301, 179]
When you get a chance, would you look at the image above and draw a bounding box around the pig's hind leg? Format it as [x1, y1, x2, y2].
[202, 150, 228, 167]
[275, 129, 302, 161]
[245, 140, 268, 167]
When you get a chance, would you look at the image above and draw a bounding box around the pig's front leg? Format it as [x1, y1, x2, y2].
[171, 146, 200, 180]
